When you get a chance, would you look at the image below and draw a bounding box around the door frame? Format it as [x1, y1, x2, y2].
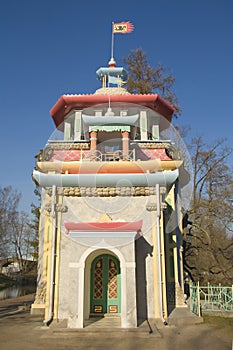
[90, 253, 121, 314]
[74, 247, 137, 329]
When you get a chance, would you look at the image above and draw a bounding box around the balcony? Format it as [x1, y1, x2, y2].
[39, 140, 177, 162]
[80, 149, 136, 162]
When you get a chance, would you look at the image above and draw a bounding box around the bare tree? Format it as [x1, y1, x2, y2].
[0, 186, 21, 258]
[28, 186, 41, 262]
[184, 136, 233, 284]
[0, 186, 38, 274]
[10, 211, 35, 273]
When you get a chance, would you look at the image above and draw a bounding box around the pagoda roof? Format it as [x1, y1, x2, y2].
[50, 93, 175, 128]
[96, 67, 128, 81]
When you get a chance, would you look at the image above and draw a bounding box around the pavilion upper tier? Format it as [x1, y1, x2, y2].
[50, 59, 175, 128]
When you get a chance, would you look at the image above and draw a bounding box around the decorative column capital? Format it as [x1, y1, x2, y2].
[45, 202, 68, 214]
[146, 202, 167, 212]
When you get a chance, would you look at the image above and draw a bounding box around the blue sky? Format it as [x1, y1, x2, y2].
[1, 0, 232, 213]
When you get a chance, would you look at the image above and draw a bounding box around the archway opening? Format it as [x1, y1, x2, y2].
[83, 248, 122, 321]
[90, 253, 121, 315]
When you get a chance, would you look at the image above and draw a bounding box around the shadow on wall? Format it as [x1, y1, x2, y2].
[135, 233, 153, 326]
[164, 202, 177, 316]
[131, 143, 151, 161]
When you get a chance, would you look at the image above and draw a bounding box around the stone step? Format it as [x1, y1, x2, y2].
[89, 313, 121, 318]
[48, 319, 161, 337]
[84, 316, 121, 328]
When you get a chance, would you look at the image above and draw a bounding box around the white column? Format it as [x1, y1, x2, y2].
[77, 263, 85, 328]
[140, 111, 148, 140]
[67, 262, 84, 328]
[152, 125, 159, 140]
[64, 122, 71, 140]
[121, 262, 137, 328]
[74, 111, 82, 140]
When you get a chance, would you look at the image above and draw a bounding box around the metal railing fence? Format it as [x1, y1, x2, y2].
[190, 282, 233, 316]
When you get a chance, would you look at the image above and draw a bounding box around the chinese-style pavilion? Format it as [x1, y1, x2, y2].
[31, 57, 187, 329]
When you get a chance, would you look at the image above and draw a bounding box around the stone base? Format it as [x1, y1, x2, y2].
[30, 303, 45, 316]
[175, 283, 186, 307]
[168, 307, 203, 326]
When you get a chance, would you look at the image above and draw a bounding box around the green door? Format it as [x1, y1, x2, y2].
[90, 254, 121, 314]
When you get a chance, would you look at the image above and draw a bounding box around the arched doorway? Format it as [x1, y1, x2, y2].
[90, 254, 121, 314]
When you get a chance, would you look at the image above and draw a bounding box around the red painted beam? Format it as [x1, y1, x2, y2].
[64, 219, 143, 233]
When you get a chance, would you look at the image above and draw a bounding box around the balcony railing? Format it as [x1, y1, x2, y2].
[80, 149, 136, 161]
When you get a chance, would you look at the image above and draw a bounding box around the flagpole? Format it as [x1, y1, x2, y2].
[108, 74, 110, 109]
[111, 22, 114, 60]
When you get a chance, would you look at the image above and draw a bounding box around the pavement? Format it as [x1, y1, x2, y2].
[0, 294, 232, 350]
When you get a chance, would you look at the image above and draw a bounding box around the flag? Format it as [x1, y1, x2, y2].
[112, 21, 134, 34]
[108, 75, 126, 85]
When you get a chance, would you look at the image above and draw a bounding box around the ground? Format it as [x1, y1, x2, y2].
[0, 294, 232, 350]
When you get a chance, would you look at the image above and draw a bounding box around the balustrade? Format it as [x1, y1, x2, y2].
[80, 149, 136, 161]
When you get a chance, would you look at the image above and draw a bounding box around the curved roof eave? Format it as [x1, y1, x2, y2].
[50, 93, 175, 128]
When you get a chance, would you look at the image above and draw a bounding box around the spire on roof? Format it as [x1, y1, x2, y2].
[108, 57, 116, 67]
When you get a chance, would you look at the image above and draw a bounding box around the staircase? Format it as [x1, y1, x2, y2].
[84, 314, 121, 329]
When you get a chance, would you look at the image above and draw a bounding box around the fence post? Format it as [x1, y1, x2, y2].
[207, 282, 210, 303]
[232, 284, 233, 306]
[219, 283, 222, 304]
[197, 281, 201, 317]
[190, 281, 193, 311]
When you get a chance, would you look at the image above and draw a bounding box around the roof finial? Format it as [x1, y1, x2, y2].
[108, 57, 116, 67]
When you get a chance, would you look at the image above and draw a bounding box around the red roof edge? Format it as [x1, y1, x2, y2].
[50, 94, 175, 128]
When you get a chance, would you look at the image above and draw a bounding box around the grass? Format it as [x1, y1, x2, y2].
[203, 315, 233, 334]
